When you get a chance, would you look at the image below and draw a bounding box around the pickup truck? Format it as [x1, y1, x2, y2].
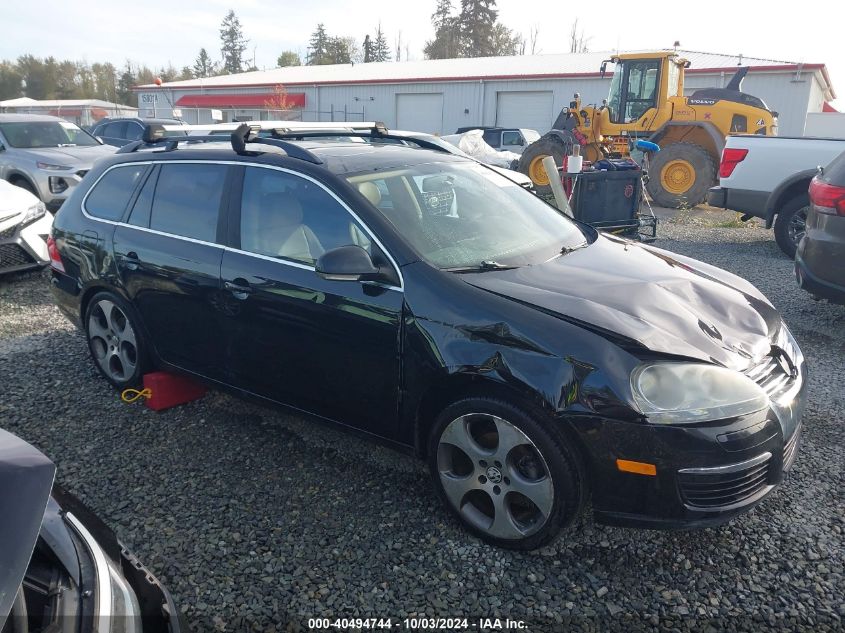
[707, 135, 845, 256]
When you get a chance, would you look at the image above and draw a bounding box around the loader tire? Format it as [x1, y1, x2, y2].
[646, 142, 717, 208]
[518, 134, 574, 195]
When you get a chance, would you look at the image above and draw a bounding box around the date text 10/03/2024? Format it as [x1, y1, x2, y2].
[307, 618, 529, 630]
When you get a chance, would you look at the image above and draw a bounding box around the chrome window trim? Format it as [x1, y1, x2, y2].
[81, 160, 404, 291]
[678, 451, 771, 476]
[65, 512, 115, 629]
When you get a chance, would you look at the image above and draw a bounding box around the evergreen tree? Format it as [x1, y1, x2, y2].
[424, 0, 462, 59]
[219, 10, 248, 74]
[326, 37, 353, 64]
[362, 35, 373, 63]
[459, 0, 498, 57]
[307, 24, 331, 65]
[193, 48, 216, 78]
[371, 23, 391, 62]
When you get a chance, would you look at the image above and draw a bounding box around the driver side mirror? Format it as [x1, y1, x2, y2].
[315, 245, 382, 282]
[0, 143, 5, 152]
[95, 136, 104, 144]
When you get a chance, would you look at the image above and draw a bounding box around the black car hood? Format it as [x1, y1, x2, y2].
[463, 235, 780, 371]
[0, 429, 56, 622]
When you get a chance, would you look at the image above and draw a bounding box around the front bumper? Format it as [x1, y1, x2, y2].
[52, 486, 182, 632]
[0, 212, 51, 274]
[578, 357, 807, 530]
[32, 168, 91, 211]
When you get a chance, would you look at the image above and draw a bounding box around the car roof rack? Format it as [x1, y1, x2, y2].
[117, 123, 324, 164]
[266, 128, 453, 154]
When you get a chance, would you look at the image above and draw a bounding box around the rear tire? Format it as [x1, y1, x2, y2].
[518, 134, 574, 195]
[84, 291, 149, 390]
[773, 194, 810, 258]
[646, 142, 717, 208]
[428, 397, 585, 550]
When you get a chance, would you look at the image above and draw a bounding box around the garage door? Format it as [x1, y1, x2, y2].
[495, 91, 554, 132]
[396, 93, 444, 135]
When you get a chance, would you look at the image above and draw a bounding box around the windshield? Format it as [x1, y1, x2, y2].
[0, 121, 99, 148]
[607, 63, 624, 122]
[346, 161, 587, 270]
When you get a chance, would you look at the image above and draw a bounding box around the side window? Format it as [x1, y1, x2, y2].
[239, 167, 369, 266]
[482, 130, 501, 147]
[125, 122, 144, 141]
[148, 163, 227, 242]
[85, 164, 148, 221]
[502, 131, 522, 146]
[104, 121, 128, 139]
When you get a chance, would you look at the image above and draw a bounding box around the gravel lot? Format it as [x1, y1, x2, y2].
[1, 219, 843, 632]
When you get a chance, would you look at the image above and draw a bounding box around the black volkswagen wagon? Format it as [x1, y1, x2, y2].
[49, 126, 807, 549]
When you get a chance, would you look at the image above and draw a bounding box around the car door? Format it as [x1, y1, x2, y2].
[219, 165, 404, 440]
[111, 161, 232, 381]
[501, 130, 525, 153]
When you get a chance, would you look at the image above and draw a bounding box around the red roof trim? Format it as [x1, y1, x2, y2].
[135, 63, 827, 92]
[174, 93, 305, 108]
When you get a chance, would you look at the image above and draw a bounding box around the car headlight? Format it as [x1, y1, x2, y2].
[37, 161, 72, 171]
[20, 201, 47, 227]
[631, 362, 768, 424]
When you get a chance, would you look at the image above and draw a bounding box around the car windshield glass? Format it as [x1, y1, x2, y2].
[0, 121, 99, 148]
[346, 161, 587, 270]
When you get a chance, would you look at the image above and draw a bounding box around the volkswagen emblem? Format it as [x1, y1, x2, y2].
[486, 466, 503, 484]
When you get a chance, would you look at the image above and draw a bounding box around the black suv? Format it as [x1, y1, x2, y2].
[49, 124, 806, 549]
[90, 117, 186, 147]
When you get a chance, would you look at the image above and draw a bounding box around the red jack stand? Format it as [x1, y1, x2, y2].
[122, 371, 207, 411]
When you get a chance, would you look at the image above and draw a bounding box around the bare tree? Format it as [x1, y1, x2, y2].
[569, 19, 590, 53]
[395, 30, 403, 61]
[528, 25, 540, 55]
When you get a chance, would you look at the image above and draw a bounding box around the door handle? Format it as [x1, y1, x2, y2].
[122, 251, 140, 271]
[224, 279, 252, 299]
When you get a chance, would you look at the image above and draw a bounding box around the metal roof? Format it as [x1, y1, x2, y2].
[135, 49, 829, 92]
[0, 98, 136, 109]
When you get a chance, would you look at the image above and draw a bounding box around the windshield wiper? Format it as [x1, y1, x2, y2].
[446, 260, 520, 273]
[57, 143, 78, 147]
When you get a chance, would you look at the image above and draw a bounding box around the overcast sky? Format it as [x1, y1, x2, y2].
[2, 0, 842, 106]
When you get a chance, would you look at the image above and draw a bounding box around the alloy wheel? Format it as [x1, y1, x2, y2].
[788, 207, 809, 247]
[436, 413, 554, 540]
[87, 299, 138, 383]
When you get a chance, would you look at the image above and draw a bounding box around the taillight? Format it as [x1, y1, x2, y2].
[719, 148, 749, 179]
[809, 179, 845, 216]
[46, 235, 65, 272]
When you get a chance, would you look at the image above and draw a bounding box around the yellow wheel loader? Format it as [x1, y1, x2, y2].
[518, 51, 778, 208]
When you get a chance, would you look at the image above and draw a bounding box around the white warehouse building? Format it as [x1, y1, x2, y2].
[135, 49, 836, 138]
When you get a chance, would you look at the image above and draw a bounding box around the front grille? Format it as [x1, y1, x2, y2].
[0, 243, 36, 268]
[0, 225, 17, 239]
[678, 453, 772, 509]
[745, 352, 794, 398]
[783, 426, 801, 471]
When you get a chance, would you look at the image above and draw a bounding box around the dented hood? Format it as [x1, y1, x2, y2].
[463, 235, 780, 371]
[0, 429, 56, 622]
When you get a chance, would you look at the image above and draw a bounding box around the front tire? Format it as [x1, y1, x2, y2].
[517, 134, 573, 195]
[646, 142, 717, 208]
[428, 397, 584, 550]
[84, 292, 149, 389]
[773, 194, 809, 258]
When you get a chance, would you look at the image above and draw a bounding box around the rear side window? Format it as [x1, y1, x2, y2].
[482, 130, 501, 147]
[149, 163, 227, 242]
[85, 164, 148, 221]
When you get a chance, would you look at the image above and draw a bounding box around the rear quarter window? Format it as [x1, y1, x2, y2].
[148, 163, 227, 242]
[85, 164, 148, 221]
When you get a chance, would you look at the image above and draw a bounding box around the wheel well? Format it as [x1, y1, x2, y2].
[771, 178, 812, 215]
[79, 285, 112, 323]
[414, 373, 561, 459]
[651, 125, 720, 163]
[7, 173, 36, 189]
